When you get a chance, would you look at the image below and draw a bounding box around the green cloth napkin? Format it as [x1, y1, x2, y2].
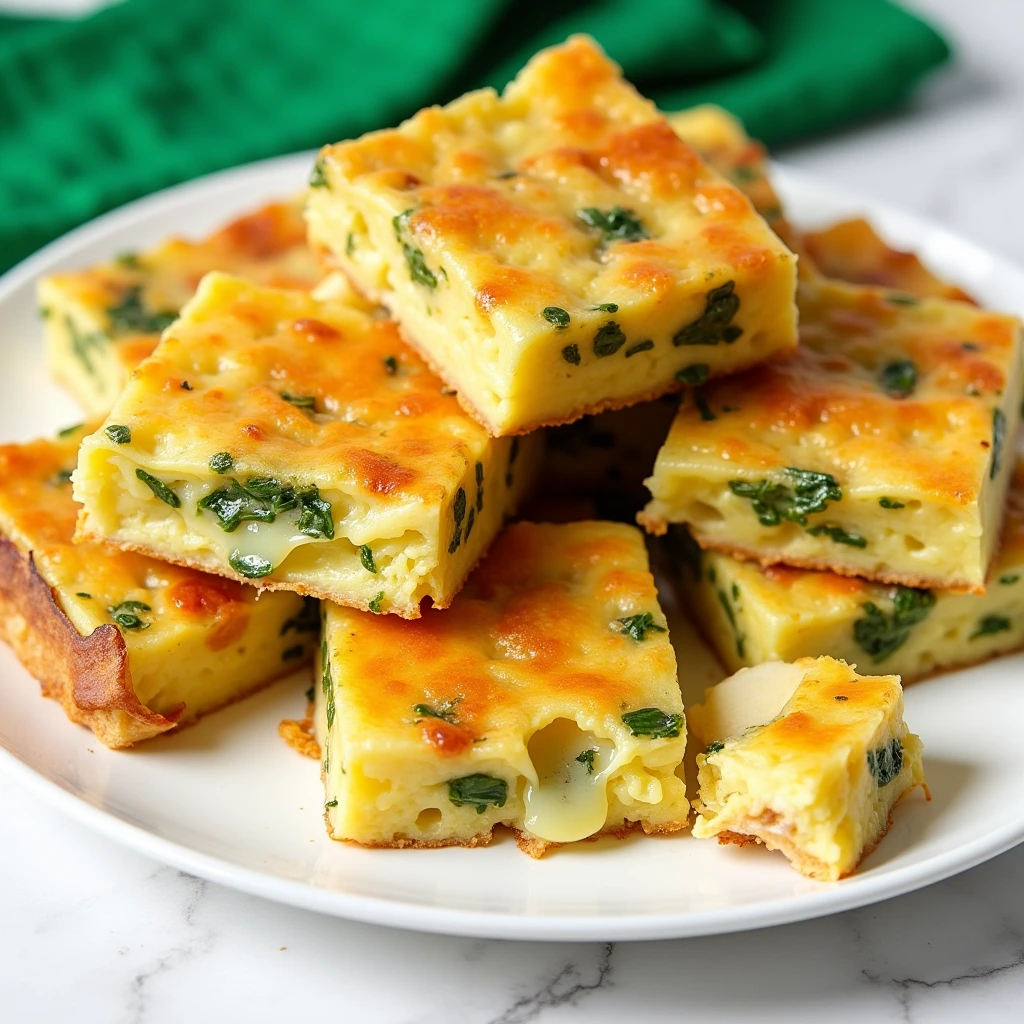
[0, 0, 948, 275]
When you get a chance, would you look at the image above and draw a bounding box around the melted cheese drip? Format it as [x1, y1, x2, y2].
[522, 718, 619, 843]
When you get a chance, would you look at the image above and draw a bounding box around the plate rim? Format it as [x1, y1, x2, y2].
[1, 151, 1023, 941]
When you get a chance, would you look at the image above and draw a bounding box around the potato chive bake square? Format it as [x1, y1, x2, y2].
[73, 273, 540, 617]
[690, 657, 926, 881]
[307, 36, 798, 435]
[314, 521, 689, 854]
[0, 425, 314, 748]
[641, 276, 1023, 592]
[39, 200, 324, 415]
[668, 460, 1024, 682]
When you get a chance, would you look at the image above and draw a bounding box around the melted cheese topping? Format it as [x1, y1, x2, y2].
[316, 521, 688, 851]
[643, 276, 1023, 591]
[0, 428, 310, 721]
[307, 37, 797, 435]
[74, 273, 539, 616]
[692, 657, 926, 880]
[39, 200, 325, 415]
[674, 460, 1024, 682]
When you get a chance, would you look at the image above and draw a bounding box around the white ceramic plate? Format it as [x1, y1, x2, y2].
[1, 154, 1023, 941]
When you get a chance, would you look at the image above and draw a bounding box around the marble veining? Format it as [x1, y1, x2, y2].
[4, 0, 1024, 1020]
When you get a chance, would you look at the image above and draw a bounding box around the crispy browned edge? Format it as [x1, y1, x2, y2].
[0, 535, 182, 747]
[703, 779, 929, 881]
[322, 816, 689, 858]
[638, 518, 986, 595]
[319, 251, 799, 438]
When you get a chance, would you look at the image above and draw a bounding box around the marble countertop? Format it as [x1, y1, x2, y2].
[4, 0, 1024, 1020]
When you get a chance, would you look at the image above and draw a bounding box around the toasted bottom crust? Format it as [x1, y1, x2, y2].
[278, 715, 321, 760]
[642, 522, 985, 595]
[0, 535, 181, 747]
[338, 265, 798, 438]
[323, 816, 688, 857]
[73, 514, 477, 620]
[708, 783, 926, 881]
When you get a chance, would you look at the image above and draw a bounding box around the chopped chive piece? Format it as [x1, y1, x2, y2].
[448, 487, 467, 554]
[887, 293, 919, 306]
[281, 392, 316, 411]
[618, 612, 667, 642]
[359, 544, 377, 573]
[674, 281, 741, 346]
[621, 708, 682, 738]
[135, 469, 180, 508]
[624, 339, 654, 357]
[1000, 574, 1020, 585]
[108, 600, 151, 630]
[448, 774, 507, 814]
[693, 391, 716, 422]
[543, 306, 571, 329]
[393, 210, 437, 289]
[209, 452, 234, 474]
[413, 699, 460, 724]
[991, 408, 1007, 479]
[105, 424, 131, 444]
[971, 614, 1011, 639]
[676, 364, 709, 386]
[593, 321, 626, 357]
[75, 592, 92, 599]
[229, 551, 275, 578]
[368, 591, 384, 614]
[325, 799, 339, 808]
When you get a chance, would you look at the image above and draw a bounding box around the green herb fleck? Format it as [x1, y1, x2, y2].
[309, 158, 329, 189]
[624, 339, 654, 357]
[448, 487, 467, 554]
[76, 592, 91, 599]
[198, 477, 330, 536]
[115, 252, 142, 270]
[229, 551, 275, 578]
[108, 600, 151, 631]
[575, 749, 597, 774]
[105, 424, 131, 445]
[106, 285, 175, 335]
[368, 591, 384, 614]
[325, 799, 338, 808]
[360, 544, 377, 573]
[618, 612, 667, 642]
[867, 738, 904, 786]
[66, 316, 106, 378]
[135, 469, 180, 508]
[879, 359, 918, 399]
[53, 469, 73, 486]
[58, 423, 84, 438]
[543, 306, 571, 329]
[693, 390, 716, 422]
[383, 355, 399, 375]
[834, 695, 849, 701]
[1000, 574, 1020, 585]
[593, 321, 626, 357]
[971, 614, 1011, 639]
[393, 210, 437, 288]
[991, 408, 1007, 479]
[413, 698, 461, 724]
[281, 596, 318, 635]
[705, 740, 725, 755]
[854, 587, 936, 662]
[591, 302, 619, 313]
[578, 206, 648, 243]
[296, 486, 334, 539]
[561, 344, 581, 365]
[879, 497, 905, 509]
[448, 774, 508, 814]
[962, 342, 981, 351]
[180, 381, 192, 390]
[622, 708, 683, 739]
[674, 281, 741, 346]
[506, 438, 520, 488]
[475, 461, 484, 513]
[281, 392, 316, 412]
[346, 232, 356, 255]
[464, 506, 476, 542]
[209, 452, 234, 474]
[806, 524, 868, 547]
[321, 637, 335, 728]
[282, 645, 305, 661]
[676, 364, 710, 386]
[887, 293, 919, 306]
[715, 584, 746, 658]
[729, 467, 841, 527]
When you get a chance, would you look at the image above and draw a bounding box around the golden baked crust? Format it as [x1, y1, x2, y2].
[316, 520, 689, 853]
[73, 273, 541, 617]
[307, 37, 798, 436]
[0, 428, 313, 748]
[642, 276, 1023, 591]
[40, 200, 325, 415]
